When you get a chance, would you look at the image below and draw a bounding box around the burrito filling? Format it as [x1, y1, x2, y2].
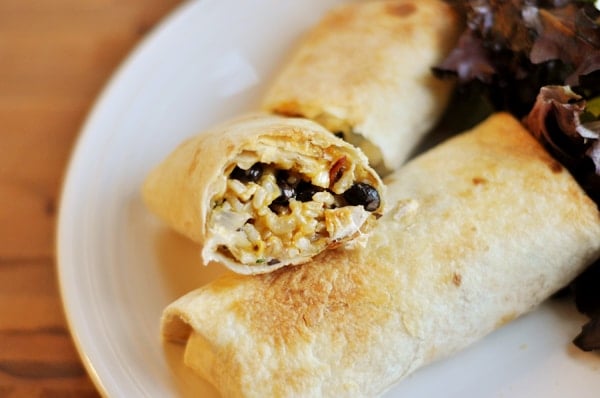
[207, 156, 381, 267]
[275, 109, 388, 175]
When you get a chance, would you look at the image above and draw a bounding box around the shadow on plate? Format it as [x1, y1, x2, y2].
[153, 228, 231, 397]
[154, 228, 233, 300]
[162, 341, 220, 398]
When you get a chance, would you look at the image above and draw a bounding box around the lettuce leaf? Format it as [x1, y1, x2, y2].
[435, 1, 600, 115]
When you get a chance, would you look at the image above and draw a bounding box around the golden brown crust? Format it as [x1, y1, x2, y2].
[262, 0, 462, 171]
[162, 113, 600, 397]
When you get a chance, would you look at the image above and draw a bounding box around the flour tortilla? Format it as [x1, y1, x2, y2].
[142, 113, 384, 274]
[162, 113, 600, 397]
[262, 0, 461, 173]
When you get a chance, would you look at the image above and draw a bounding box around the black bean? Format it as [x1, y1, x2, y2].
[277, 170, 302, 187]
[296, 181, 324, 202]
[229, 163, 264, 183]
[270, 173, 296, 212]
[275, 177, 295, 203]
[268, 202, 289, 214]
[343, 182, 380, 211]
[276, 169, 289, 181]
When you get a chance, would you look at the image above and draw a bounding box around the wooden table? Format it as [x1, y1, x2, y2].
[0, 1, 183, 396]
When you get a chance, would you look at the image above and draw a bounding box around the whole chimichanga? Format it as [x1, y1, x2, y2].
[262, 0, 461, 173]
[142, 113, 384, 275]
[161, 113, 600, 397]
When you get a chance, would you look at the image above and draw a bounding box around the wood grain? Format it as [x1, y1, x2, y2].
[0, 1, 183, 396]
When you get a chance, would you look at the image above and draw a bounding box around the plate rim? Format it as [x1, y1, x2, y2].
[56, 1, 200, 395]
[54, 0, 600, 396]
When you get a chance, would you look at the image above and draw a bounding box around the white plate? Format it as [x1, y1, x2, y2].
[57, 0, 600, 397]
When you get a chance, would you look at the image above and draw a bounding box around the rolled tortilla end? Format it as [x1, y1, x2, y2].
[142, 113, 384, 274]
[262, 0, 462, 173]
[161, 113, 600, 397]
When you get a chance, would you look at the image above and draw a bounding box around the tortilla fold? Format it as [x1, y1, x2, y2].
[262, 0, 461, 173]
[142, 113, 384, 275]
[161, 113, 600, 397]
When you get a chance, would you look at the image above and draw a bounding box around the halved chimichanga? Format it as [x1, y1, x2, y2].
[262, 0, 461, 173]
[161, 113, 600, 397]
[142, 113, 384, 275]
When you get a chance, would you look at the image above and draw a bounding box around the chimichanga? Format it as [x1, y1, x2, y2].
[161, 113, 600, 397]
[142, 113, 384, 275]
[262, 0, 461, 173]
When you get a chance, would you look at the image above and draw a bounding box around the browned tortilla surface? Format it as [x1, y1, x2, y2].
[162, 113, 600, 397]
[262, 0, 461, 172]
